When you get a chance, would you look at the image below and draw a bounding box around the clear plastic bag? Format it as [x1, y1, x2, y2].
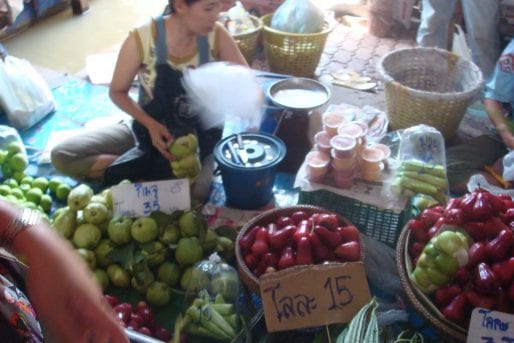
[226, 1, 256, 35]
[503, 150, 514, 181]
[389, 125, 449, 203]
[181, 253, 240, 341]
[0, 55, 55, 130]
[270, 0, 325, 34]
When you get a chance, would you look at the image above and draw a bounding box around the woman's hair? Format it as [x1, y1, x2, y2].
[163, 0, 200, 14]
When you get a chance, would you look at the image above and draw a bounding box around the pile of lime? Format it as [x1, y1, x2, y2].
[0, 141, 72, 215]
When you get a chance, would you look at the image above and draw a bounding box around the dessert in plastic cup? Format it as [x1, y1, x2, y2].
[337, 121, 367, 139]
[359, 144, 390, 170]
[314, 131, 332, 154]
[305, 150, 330, 183]
[322, 111, 347, 137]
[330, 134, 357, 159]
[330, 149, 356, 171]
[333, 169, 355, 188]
[361, 162, 384, 182]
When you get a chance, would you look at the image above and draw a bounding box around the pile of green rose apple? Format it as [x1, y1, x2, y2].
[51, 181, 235, 307]
[407, 188, 514, 328]
[0, 141, 72, 215]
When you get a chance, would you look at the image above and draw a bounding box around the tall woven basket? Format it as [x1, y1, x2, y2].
[261, 13, 332, 77]
[232, 15, 263, 65]
[377, 48, 484, 140]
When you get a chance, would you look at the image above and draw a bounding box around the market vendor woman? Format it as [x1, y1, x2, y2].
[51, 0, 247, 191]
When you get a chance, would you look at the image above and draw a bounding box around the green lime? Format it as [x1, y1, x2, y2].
[39, 194, 53, 213]
[6, 141, 23, 156]
[48, 177, 62, 193]
[2, 163, 13, 178]
[8, 153, 28, 172]
[0, 150, 8, 164]
[10, 188, 25, 200]
[26, 188, 43, 204]
[0, 185, 11, 196]
[19, 183, 31, 194]
[32, 177, 49, 193]
[20, 176, 34, 186]
[56, 183, 71, 201]
[12, 171, 26, 184]
[3, 178, 18, 188]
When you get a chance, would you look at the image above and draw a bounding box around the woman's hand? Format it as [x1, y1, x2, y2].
[6, 205, 128, 343]
[147, 120, 173, 160]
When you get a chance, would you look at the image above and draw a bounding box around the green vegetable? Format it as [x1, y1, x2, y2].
[398, 170, 448, 192]
[186, 303, 235, 340]
[400, 160, 447, 178]
[410, 230, 470, 293]
[399, 176, 439, 197]
[336, 298, 379, 343]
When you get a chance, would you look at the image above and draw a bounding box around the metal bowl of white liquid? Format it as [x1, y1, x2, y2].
[267, 77, 331, 111]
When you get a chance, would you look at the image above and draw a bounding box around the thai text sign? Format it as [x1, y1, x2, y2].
[259, 262, 371, 332]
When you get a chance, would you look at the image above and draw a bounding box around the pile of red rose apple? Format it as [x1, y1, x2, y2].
[407, 188, 514, 328]
[239, 210, 362, 277]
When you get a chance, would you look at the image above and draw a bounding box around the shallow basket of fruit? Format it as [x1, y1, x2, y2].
[396, 188, 514, 342]
[236, 205, 365, 295]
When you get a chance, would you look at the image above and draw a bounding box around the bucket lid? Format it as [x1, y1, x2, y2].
[214, 132, 286, 169]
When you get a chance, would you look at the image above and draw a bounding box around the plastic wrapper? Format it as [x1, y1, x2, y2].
[179, 253, 240, 341]
[503, 150, 514, 181]
[182, 62, 263, 133]
[270, 0, 324, 34]
[225, 1, 256, 35]
[388, 125, 449, 204]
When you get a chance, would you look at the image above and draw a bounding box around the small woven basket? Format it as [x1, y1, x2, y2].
[261, 13, 332, 77]
[396, 226, 467, 342]
[232, 15, 263, 65]
[235, 205, 364, 295]
[377, 47, 484, 140]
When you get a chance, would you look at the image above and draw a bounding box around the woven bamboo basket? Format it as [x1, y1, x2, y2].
[261, 14, 333, 77]
[377, 47, 483, 140]
[232, 15, 263, 65]
[235, 205, 364, 295]
[396, 226, 467, 342]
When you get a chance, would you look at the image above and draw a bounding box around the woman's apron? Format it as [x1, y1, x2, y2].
[104, 16, 221, 186]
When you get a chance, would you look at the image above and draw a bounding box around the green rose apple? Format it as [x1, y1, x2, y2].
[107, 215, 133, 245]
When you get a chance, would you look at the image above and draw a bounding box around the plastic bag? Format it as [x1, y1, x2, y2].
[389, 125, 449, 203]
[182, 62, 263, 132]
[180, 253, 240, 341]
[271, 0, 324, 34]
[225, 1, 256, 35]
[0, 55, 55, 130]
[503, 150, 514, 181]
[452, 24, 472, 61]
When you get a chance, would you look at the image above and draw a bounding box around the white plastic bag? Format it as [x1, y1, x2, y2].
[182, 62, 263, 132]
[271, 0, 324, 34]
[503, 150, 514, 181]
[0, 55, 56, 130]
[452, 24, 472, 61]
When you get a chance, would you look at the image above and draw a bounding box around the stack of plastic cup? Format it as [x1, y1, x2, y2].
[358, 144, 391, 181]
[314, 130, 332, 154]
[305, 150, 331, 183]
[322, 112, 347, 137]
[337, 121, 368, 152]
[330, 135, 358, 188]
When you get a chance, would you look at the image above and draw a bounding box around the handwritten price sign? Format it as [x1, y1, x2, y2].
[111, 179, 190, 217]
[259, 262, 371, 332]
[467, 308, 514, 343]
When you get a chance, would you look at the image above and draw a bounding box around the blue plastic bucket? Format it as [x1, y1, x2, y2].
[214, 132, 286, 209]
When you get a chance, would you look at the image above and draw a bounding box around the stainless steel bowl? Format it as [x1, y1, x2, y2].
[267, 77, 331, 111]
